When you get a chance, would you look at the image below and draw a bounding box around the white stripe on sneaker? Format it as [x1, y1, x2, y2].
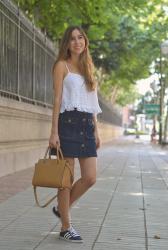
[65, 233, 71, 239]
[64, 232, 69, 237]
[60, 227, 83, 243]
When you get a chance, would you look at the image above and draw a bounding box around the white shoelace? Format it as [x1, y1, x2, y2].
[69, 226, 80, 237]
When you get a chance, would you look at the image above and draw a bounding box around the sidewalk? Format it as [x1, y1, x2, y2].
[0, 137, 168, 250]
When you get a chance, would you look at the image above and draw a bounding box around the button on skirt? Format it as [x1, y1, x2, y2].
[50, 109, 97, 158]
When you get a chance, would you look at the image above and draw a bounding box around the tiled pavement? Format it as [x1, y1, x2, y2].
[0, 137, 168, 250]
[0, 168, 34, 203]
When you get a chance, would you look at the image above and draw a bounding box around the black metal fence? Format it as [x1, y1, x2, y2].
[0, 0, 122, 126]
[0, 0, 56, 107]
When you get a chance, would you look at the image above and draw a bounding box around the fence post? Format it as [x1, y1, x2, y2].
[44, 29, 47, 104]
[17, 3, 20, 97]
[32, 18, 35, 100]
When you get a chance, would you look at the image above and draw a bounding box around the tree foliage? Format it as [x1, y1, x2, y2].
[14, 0, 168, 106]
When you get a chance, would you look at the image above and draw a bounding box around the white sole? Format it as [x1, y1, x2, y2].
[59, 236, 83, 243]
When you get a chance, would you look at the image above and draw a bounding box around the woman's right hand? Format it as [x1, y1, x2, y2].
[49, 133, 60, 148]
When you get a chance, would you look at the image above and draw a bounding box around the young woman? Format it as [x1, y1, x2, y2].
[49, 26, 102, 243]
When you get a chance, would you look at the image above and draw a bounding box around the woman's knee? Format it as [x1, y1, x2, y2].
[82, 176, 96, 187]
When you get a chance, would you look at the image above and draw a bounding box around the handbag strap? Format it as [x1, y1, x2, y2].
[33, 186, 58, 208]
[56, 146, 64, 160]
[44, 146, 51, 159]
[33, 164, 74, 208]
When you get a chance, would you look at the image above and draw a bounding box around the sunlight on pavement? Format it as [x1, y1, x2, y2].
[141, 171, 152, 174]
[97, 177, 115, 180]
[157, 151, 167, 155]
[129, 192, 144, 196]
[41, 232, 59, 236]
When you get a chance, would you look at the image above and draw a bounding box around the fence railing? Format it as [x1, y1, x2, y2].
[0, 0, 56, 107]
[0, 0, 122, 126]
[98, 94, 122, 126]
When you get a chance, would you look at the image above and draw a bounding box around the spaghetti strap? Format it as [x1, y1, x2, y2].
[65, 63, 70, 73]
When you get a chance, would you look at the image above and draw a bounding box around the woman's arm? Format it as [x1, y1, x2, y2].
[93, 114, 101, 149]
[93, 114, 98, 132]
[49, 61, 65, 147]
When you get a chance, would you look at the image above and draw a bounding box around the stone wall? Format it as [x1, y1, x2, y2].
[0, 97, 123, 177]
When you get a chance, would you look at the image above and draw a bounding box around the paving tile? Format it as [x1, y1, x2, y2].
[0, 168, 34, 203]
[148, 238, 168, 250]
[93, 242, 146, 250]
[0, 138, 168, 250]
[97, 225, 145, 241]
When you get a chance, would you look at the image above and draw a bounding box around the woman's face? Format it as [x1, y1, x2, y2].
[68, 29, 86, 56]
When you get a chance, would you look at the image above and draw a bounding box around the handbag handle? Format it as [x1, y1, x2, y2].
[44, 146, 74, 182]
[33, 186, 58, 208]
[44, 146, 64, 161]
[46, 146, 73, 181]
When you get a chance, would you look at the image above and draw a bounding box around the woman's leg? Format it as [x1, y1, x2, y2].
[57, 157, 75, 231]
[69, 157, 97, 207]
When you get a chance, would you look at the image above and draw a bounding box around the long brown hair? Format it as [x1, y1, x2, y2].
[53, 26, 96, 91]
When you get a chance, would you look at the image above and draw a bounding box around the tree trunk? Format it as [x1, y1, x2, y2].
[163, 107, 168, 142]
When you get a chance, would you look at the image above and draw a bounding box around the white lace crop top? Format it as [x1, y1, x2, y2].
[60, 64, 102, 114]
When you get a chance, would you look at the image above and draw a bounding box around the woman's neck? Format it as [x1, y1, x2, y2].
[68, 54, 80, 67]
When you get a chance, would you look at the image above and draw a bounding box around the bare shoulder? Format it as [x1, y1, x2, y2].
[53, 60, 66, 76]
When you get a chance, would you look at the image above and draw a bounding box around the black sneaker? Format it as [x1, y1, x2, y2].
[52, 206, 61, 219]
[59, 226, 83, 243]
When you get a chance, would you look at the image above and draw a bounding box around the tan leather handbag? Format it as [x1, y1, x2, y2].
[32, 146, 74, 208]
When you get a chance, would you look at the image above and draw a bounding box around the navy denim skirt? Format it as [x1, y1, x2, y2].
[50, 109, 97, 158]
